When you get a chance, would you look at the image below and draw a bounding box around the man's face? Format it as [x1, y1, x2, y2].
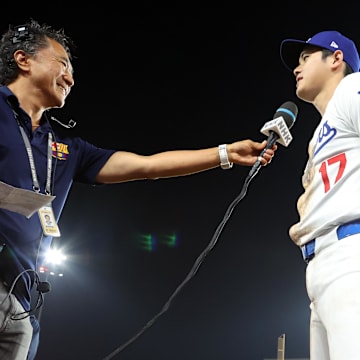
[27, 38, 74, 109]
[293, 46, 334, 103]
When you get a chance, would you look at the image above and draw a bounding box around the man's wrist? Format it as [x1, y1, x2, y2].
[218, 144, 233, 169]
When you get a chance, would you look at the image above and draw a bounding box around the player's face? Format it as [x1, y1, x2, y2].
[292, 48, 332, 103]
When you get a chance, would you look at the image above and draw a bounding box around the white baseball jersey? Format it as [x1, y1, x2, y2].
[290, 72, 360, 246]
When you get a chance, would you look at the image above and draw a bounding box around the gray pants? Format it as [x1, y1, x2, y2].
[0, 281, 32, 359]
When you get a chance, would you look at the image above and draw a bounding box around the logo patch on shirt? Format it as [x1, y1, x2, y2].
[52, 142, 69, 160]
[314, 120, 337, 156]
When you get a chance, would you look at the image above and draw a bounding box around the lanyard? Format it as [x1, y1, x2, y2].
[9, 103, 53, 195]
[18, 126, 53, 195]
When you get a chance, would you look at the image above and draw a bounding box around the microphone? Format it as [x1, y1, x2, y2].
[50, 116, 77, 129]
[260, 101, 298, 148]
[247, 101, 298, 179]
[37, 281, 51, 293]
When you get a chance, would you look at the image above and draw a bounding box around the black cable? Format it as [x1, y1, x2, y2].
[0, 268, 48, 320]
[101, 165, 261, 360]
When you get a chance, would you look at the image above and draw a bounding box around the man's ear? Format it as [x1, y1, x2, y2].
[332, 49, 345, 69]
[13, 50, 31, 71]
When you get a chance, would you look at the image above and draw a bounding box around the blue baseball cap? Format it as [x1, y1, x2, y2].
[280, 30, 360, 72]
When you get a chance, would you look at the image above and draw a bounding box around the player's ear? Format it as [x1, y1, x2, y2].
[331, 49, 344, 69]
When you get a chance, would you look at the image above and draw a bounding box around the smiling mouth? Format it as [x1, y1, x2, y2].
[57, 85, 68, 96]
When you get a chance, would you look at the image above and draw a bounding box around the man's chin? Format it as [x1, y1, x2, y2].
[51, 100, 65, 109]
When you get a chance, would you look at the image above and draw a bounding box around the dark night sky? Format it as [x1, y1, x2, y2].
[4, 3, 360, 360]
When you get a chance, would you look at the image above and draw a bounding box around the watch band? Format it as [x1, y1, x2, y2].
[218, 144, 233, 169]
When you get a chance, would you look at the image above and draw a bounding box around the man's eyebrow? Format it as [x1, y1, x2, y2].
[300, 47, 318, 58]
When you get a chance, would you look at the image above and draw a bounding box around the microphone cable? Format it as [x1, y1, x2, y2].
[0, 268, 51, 321]
[101, 164, 263, 360]
[0, 233, 52, 321]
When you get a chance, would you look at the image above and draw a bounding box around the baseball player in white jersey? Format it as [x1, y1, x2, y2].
[280, 31, 360, 360]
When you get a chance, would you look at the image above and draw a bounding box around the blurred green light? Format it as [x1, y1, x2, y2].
[139, 234, 154, 252]
[162, 234, 177, 248]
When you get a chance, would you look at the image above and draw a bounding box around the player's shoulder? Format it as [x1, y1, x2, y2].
[340, 72, 360, 85]
[335, 72, 360, 95]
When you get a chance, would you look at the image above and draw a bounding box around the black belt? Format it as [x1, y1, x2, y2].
[301, 220, 360, 263]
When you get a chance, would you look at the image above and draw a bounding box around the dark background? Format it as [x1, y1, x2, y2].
[4, 3, 359, 360]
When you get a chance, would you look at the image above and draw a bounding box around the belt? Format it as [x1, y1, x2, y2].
[301, 220, 360, 263]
